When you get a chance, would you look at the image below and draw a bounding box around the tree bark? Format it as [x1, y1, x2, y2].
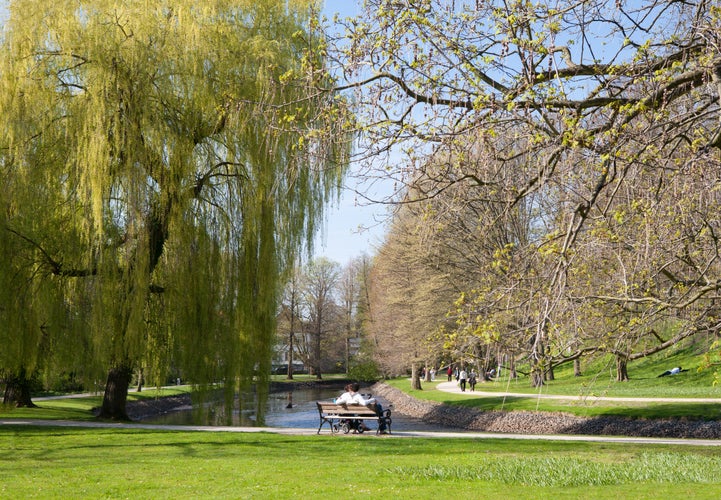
[616, 355, 629, 382]
[286, 330, 295, 381]
[410, 362, 422, 390]
[530, 362, 544, 388]
[507, 353, 517, 379]
[545, 363, 555, 381]
[136, 367, 144, 393]
[98, 364, 133, 420]
[574, 358, 582, 377]
[2, 370, 37, 408]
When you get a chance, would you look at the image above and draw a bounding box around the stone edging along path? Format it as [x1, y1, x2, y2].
[370, 382, 721, 440]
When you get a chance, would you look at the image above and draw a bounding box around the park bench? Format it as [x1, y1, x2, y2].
[316, 401, 392, 435]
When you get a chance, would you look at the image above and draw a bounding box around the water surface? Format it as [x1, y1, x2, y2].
[143, 385, 445, 431]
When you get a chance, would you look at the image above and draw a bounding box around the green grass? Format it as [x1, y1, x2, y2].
[392, 343, 721, 420]
[3, 346, 721, 498]
[2, 426, 721, 498]
[0, 386, 192, 421]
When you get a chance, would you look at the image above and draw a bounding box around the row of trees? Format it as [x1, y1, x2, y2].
[341, 0, 721, 385]
[276, 256, 375, 380]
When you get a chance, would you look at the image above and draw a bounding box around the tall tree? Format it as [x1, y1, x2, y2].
[0, 0, 350, 418]
[335, 0, 721, 381]
[338, 259, 361, 373]
[278, 266, 304, 380]
[369, 200, 456, 386]
[302, 257, 341, 379]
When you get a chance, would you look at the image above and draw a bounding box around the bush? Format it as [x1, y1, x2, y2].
[47, 372, 85, 394]
[348, 359, 381, 382]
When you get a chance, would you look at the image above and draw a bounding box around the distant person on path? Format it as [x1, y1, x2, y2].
[459, 368, 468, 392]
[447, 366, 453, 382]
[658, 367, 687, 377]
[468, 371, 477, 391]
[430, 368, 436, 381]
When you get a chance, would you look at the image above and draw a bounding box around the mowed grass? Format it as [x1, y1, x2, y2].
[0, 385, 192, 421]
[2, 426, 721, 499]
[3, 342, 721, 497]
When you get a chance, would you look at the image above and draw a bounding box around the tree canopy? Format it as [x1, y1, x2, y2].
[0, 0, 350, 417]
[334, 0, 721, 382]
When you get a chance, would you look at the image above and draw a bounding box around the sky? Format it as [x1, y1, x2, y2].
[312, 178, 390, 265]
[311, 0, 390, 265]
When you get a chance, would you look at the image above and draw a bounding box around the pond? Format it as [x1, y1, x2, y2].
[142, 384, 447, 432]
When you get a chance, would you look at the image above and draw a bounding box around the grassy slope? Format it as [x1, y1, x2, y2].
[388, 341, 721, 420]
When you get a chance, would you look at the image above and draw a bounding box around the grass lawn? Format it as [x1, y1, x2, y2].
[2, 425, 721, 499]
[0, 386, 193, 421]
[3, 342, 721, 497]
[392, 343, 721, 420]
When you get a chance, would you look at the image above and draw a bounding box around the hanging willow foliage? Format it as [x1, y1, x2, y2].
[0, 0, 351, 419]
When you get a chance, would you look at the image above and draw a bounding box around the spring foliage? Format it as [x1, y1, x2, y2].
[0, 0, 350, 409]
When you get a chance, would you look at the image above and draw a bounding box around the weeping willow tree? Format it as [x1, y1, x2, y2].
[0, 0, 350, 419]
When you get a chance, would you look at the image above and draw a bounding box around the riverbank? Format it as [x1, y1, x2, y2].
[125, 379, 353, 421]
[371, 382, 721, 439]
[124, 380, 721, 439]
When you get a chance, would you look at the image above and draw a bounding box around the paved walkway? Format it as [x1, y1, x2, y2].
[2, 417, 721, 446]
[434, 381, 721, 403]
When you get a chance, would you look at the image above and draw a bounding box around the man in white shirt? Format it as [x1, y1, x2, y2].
[336, 382, 387, 433]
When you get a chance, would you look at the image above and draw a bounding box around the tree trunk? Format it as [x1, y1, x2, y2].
[2, 370, 37, 408]
[545, 363, 555, 381]
[136, 367, 144, 392]
[313, 326, 322, 380]
[410, 363, 422, 390]
[530, 362, 544, 388]
[616, 355, 629, 382]
[479, 363, 489, 382]
[287, 313, 296, 380]
[98, 364, 133, 420]
[574, 358, 582, 377]
[507, 353, 517, 379]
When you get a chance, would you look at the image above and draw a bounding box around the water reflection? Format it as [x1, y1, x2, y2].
[143, 387, 342, 428]
[142, 385, 449, 432]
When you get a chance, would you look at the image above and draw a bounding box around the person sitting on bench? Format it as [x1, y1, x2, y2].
[657, 366, 687, 377]
[336, 382, 388, 433]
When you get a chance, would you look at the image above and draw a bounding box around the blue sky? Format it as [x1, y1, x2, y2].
[311, 0, 389, 265]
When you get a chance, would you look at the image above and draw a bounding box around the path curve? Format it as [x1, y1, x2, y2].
[434, 381, 721, 403]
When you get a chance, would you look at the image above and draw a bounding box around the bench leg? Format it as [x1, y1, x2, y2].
[318, 417, 332, 434]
